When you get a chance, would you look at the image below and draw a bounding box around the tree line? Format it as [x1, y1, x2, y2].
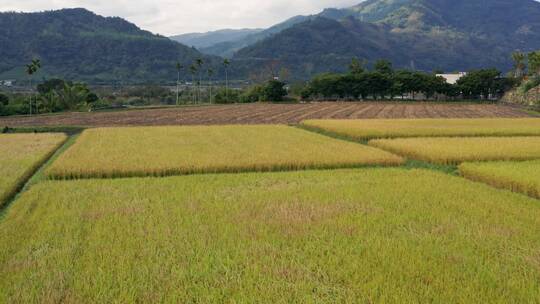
[300, 59, 513, 101]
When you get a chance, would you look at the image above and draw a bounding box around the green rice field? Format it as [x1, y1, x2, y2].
[460, 160, 540, 199]
[1, 169, 540, 303]
[46, 125, 403, 179]
[302, 118, 540, 140]
[369, 136, 540, 164]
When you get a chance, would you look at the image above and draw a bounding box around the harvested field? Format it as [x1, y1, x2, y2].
[302, 118, 540, 140]
[0, 133, 67, 206]
[2, 169, 540, 303]
[0, 102, 533, 127]
[460, 160, 540, 199]
[46, 125, 403, 179]
[369, 137, 540, 165]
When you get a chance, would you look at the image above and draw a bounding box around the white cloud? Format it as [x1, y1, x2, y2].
[0, 0, 361, 35]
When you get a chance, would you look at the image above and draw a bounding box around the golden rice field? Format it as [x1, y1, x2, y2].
[1, 169, 540, 303]
[0, 133, 67, 206]
[369, 136, 540, 165]
[46, 125, 403, 179]
[302, 118, 540, 140]
[460, 160, 540, 199]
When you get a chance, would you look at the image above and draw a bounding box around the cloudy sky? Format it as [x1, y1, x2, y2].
[0, 0, 361, 35]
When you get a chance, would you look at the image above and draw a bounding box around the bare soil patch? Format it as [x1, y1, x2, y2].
[0, 102, 533, 127]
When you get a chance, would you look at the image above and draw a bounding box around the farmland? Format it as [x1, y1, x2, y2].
[46, 125, 403, 179]
[460, 160, 540, 199]
[2, 169, 540, 303]
[0, 102, 532, 127]
[369, 137, 540, 164]
[1, 115, 540, 302]
[0, 133, 67, 206]
[302, 118, 540, 140]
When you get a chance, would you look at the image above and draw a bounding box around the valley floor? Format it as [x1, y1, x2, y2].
[0, 102, 533, 127]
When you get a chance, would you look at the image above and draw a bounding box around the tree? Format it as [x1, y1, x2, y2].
[37, 78, 65, 95]
[57, 82, 90, 110]
[511, 52, 527, 78]
[262, 80, 287, 102]
[223, 59, 230, 102]
[207, 68, 214, 103]
[528, 51, 540, 76]
[374, 59, 393, 75]
[457, 69, 502, 100]
[0, 93, 8, 106]
[189, 64, 198, 103]
[349, 58, 366, 75]
[175, 62, 183, 106]
[195, 58, 204, 103]
[38, 90, 59, 113]
[25, 58, 41, 115]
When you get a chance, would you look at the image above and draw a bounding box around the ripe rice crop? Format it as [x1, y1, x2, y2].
[46, 125, 403, 179]
[302, 118, 540, 140]
[369, 136, 540, 165]
[460, 160, 540, 199]
[0, 133, 67, 206]
[1, 169, 540, 302]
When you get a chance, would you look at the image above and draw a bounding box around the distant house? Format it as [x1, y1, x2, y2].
[0, 80, 14, 87]
[436, 73, 467, 85]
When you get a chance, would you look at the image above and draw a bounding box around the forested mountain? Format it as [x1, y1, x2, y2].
[0, 8, 223, 83]
[233, 0, 540, 78]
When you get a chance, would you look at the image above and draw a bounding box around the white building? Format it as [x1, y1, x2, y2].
[436, 73, 467, 84]
[0, 80, 14, 87]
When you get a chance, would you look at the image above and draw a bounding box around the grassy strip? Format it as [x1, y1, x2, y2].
[0, 133, 68, 209]
[369, 136, 540, 165]
[1, 169, 540, 302]
[46, 125, 404, 180]
[301, 118, 540, 140]
[459, 160, 540, 199]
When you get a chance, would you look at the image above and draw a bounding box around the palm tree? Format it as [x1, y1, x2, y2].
[512, 52, 526, 78]
[189, 64, 198, 103]
[195, 58, 204, 103]
[207, 68, 214, 103]
[175, 62, 183, 106]
[223, 59, 230, 102]
[25, 59, 41, 115]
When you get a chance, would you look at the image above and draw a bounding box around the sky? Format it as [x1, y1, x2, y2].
[0, 0, 361, 36]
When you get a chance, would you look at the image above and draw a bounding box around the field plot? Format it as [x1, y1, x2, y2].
[460, 160, 540, 199]
[370, 137, 540, 164]
[1, 169, 540, 302]
[46, 125, 403, 179]
[0, 133, 67, 206]
[302, 118, 540, 140]
[0, 102, 531, 127]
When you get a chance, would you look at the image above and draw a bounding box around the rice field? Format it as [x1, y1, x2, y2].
[302, 118, 540, 140]
[1, 169, 540, 303]
[0, 133, 67, 206]
[460, 160, 540, 199]
[45, 125, 403, 179]
[369, 136, 540, 165]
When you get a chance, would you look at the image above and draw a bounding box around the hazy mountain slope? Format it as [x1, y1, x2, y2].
[170, 28, 263, 49]
[198, 15, 312, 57]
[0, 8, 222, 83]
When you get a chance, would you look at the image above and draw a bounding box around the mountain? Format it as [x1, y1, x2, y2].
[170, 28, 263, 49]
[233, 0, 540, 78]
[0, 8, 223, 83]
[193, 15, 313, 58]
